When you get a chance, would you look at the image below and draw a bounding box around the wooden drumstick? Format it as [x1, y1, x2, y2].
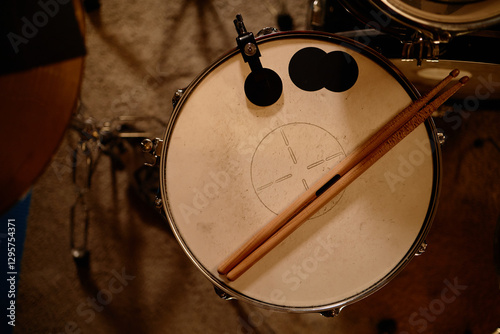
[217, 69, 461, 277]
[225, 76, 468, 281]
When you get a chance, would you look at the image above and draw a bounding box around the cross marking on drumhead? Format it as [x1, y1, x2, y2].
[251, 123, 346, 217]
[281, 129, 298, 165]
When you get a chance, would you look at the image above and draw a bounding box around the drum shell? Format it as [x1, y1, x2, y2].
[159, 31, 442, 313]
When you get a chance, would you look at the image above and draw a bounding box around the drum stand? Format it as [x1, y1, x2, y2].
[68, 102, 165, 266]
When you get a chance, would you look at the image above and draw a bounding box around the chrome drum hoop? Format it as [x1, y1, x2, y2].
[159, 31, 442, 313]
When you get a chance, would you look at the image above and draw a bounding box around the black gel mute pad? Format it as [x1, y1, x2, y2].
[289, 47, 359, 93]
[245, 68, 283, 107]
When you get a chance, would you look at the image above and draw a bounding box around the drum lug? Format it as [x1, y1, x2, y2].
[437, 131, 446, 146]
[141, 137, 163, 167]
[214, 286, 237, 301]
[172, 88, 185, 108]
[256, 27, 279, 37]
[154, 196, 167, 218]
[320, 306, 343, 318]
[307, 0, 327, 30]
[154, 196, 163, 209]
[415, 241, 428, 256]
[402, 33, 440, 65]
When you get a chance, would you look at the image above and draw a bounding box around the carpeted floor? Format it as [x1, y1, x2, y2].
[12, 0, 500, 333]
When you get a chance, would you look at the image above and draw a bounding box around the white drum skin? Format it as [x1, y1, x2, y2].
[160, 32, 441, 313]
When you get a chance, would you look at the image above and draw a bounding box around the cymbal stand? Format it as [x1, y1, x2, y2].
[68, 104, 166, 266]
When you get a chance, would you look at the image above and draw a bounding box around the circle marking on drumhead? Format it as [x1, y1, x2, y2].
[251, 123, 346, 217]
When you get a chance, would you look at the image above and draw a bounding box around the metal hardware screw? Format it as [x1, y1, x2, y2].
[244, 43, 257, 56]
[141, 139, 153, 153]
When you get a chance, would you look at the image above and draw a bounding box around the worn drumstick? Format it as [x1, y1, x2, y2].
[228, 76, 468, 281]
[225, 76, 469, 281]
[217, 69, 461, 277]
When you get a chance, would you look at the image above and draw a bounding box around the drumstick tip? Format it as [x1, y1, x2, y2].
[459, 76, 470, 84]
[451, 69, 460, 78]
[217, 264, 228, 276]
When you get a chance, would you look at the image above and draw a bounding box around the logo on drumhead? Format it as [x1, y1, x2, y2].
[288, 48, 359, 92]
[251, 123, 346, 218]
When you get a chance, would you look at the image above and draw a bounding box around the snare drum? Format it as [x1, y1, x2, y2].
[159, 31, 441, 314]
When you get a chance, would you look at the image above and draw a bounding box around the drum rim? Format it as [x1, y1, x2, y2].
[159, 30, 442, 313]
[380, 0, 500, 31]
[341, 0, 500, 39]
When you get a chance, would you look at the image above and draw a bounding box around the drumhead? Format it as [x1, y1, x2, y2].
[160, 31, 441, 312]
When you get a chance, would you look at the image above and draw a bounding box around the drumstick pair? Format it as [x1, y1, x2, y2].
[218, 69, 468, 281]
